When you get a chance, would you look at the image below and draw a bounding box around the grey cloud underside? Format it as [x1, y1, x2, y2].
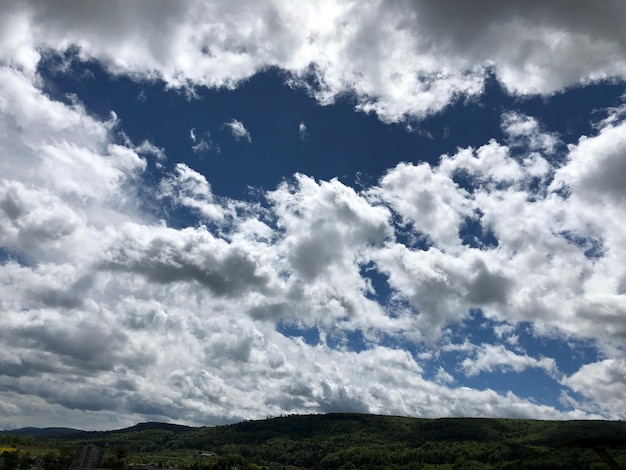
[102, 233, 272, 297]
[1, 0, 626, 429]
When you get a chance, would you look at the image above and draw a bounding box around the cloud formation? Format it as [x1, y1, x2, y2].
[224, 119, 252, 143]
[0, 0, 625, 429]
[299, 121, 308, 140]
[2, 1, 626, 121]
[461, 344, 557, 378]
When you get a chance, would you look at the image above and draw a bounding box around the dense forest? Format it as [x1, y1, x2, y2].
[2, 414, 626, 469]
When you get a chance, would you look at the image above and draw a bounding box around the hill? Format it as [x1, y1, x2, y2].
[1, 427, 87, 438]
[2, 414, 626, 469]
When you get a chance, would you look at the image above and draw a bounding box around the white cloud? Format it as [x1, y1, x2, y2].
[3, 74, 623, 426]
[551, 120, 626, 204]
[299, 121, 308, 140]
[224, 119, 252, 143]
[501, 112, 560, 154]
[131, 139, 167, 162]
[1, 1, 625, 121]
[189, 128, 214, 154]
[461, 344, 558, 378]
[562, 359, 626, 419]
[158, 163, 227, 221]
[435, 367, 454, 385]
[371, 161, 471, 248]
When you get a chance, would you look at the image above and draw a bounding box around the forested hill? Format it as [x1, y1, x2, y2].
[1, 428, 86, 438]
[3, 414, 626, 469]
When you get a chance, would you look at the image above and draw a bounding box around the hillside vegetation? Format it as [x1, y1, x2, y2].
[2, 414, 626, 469]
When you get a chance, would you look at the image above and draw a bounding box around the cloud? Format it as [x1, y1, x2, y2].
[224, 119, 252, 143]
[299, 121, 308, 140]
[158, 163, 227, 221]
[371, 161, 471, 247]
[461, 344, 558, 378]
[3, 67, 626, 424]
[100, 224, 276, 298]
[435, 367, 454, 385]
[189, 128, 214, 155]
[551, 120, 626, 204]
[2, 69, 625, 427]
[562, 359, 626, 419]
[1, 1, 626, 121]
[501, 112, 560, 153]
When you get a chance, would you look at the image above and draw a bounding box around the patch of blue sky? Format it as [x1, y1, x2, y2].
[276, 321, 320, 347]
[462, 367, 564, 409]
[441, 310, 600, 372]
[439, 309, 504, 345]
[37, 52, 626, 210]
[513, 324, 601, 376]
[0, 247, 15, 264]
[359, 262, 392, 302]
[458, 214, 499, 250]
[516, 79, 626, 146]
[449, 168, 480, 194]
[559, 231, 605, 259]
[276, 320, 369, 353]
[390, 219, 433, 252]
[0, 247, 33, 267]
[325, 328, 369, 353]
[277, 318, 419, 356]
[368, 330, 429, 361]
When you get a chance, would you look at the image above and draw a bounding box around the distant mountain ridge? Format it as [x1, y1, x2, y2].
[3, 422, 193, 437]
[4, 414, 626, 441]
[3, 414, 626, 469]
[108, 422, 193, 434]
[2, 427, 87, 438]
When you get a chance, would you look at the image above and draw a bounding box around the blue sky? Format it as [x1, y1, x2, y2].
[0, 0, 625, 430]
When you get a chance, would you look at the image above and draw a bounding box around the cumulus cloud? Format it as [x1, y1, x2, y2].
[551, 120, 626, 204]
[158, 163, 227, 221]
[501, 112, 560, 154]
[224, 119, 252, 142]
[562, 359, 626, 419]
[2, 67, 625, 426]
[101, 224, 276, 299]
[1, 1, 626, 121]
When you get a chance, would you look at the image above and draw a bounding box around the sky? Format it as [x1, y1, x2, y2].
[1, 0, 625, 431]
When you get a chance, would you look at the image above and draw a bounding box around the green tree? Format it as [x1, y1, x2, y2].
[1, 450, 20, 470]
